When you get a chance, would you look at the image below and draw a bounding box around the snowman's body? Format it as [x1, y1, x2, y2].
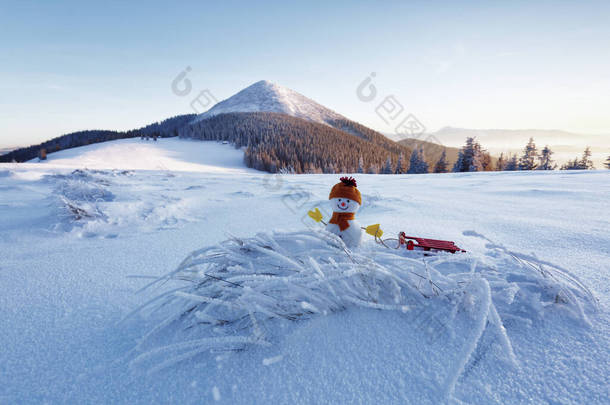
[325, 197, 362, 248]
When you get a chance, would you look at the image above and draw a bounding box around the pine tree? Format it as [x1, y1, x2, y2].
[395, 152, 405, 174]
[357, 156, 364, 174]
[496, 152, 506, 171]
[408, 148, 429, 174]
[580, 147, 594, 170]
[434, 150, 449, 173]
[367, 164, 378, 174]
[537, 145, 556, 170]
[452, 137, 487, 172]
[382, 156, 393, 174]
[481, 152, 493, 171]
[605, 155, 610, 169]
[504, 154, 518, 171]
[561, 158, 581, 170]
[518, 137, 537, 170]
[452, 149, 464, 173]
[469, 148, 484, 172]
[408, 149, 419, 174]
[418, 148, 429, 173]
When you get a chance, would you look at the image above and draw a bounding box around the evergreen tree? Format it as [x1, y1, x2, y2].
[382, 156, 394, 174]
[407, 148, 429, 174]
[504, 154, 518, 171]
[452, 137, 488, 172]
[418, 148, 429, 173]
[357, 156, 364, 174]
[434, 150, 449, 173]
[481, 152, 493, 171]
[518, 137, 537, 170]
[367, 164, 378, 174]
[469, 148, 485, 172]
[562, 147, 595, 170]
[496, 152, 506, 171]
[605, 155, 610, 169]
[407, 149, 419, 174]
[560, 158, 579, 170]
[395, 152, 405, 174]
[453, 149, 464, 173]
[580, 147, 594, 170]
[537, 145, 556, 170]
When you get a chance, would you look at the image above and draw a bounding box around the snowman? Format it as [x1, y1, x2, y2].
[325, 177, 363, 248]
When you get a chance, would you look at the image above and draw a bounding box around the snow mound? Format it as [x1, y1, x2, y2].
[129, 229, 597, 397]
[27, 138, 252, 173]
[194, 80, 344, 125]
[46, 168, 195, 236]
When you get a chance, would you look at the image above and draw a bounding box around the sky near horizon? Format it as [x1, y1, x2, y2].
[1, 0, 609, 148]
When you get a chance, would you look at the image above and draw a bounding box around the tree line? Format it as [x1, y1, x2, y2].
[450, 137, 603, 172]
[0, 114, 196, 163]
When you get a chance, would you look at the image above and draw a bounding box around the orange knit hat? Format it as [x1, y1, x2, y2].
[329, 177, 362, 205]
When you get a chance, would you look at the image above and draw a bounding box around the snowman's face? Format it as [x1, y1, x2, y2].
[330, 197, 360, 213]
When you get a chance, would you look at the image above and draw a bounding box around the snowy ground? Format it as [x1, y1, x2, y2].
[1, 138, 608, 404]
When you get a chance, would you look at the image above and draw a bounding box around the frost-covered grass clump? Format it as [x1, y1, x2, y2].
[45, 168, 190, 235]
[49, 169, 118, 223]
[129, 229, 597, 381]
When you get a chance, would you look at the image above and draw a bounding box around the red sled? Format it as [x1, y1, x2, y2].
[398, 232, 466, 254]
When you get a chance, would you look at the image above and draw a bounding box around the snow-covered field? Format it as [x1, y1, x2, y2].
[1, 138, 608, 404]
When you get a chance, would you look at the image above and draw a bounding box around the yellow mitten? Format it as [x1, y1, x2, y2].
[307, 208, 323, 223]
[365, 224, 383, 238]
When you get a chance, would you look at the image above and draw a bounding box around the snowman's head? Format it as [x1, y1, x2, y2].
[328, 176, 362, 214]
[330, 197, 360, 213]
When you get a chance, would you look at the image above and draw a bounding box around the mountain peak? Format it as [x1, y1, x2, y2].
[194, 80, 344, 125]
[251, 79, 275, 87]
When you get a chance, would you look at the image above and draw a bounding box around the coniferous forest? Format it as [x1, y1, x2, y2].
[179, 112, 416, 174]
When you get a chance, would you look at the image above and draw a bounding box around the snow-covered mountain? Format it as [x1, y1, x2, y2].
[194, 80, 345, 125]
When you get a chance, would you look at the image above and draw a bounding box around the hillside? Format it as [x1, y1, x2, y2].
[0, 114, 196, 163]
[182, 112, 413, 173]
[397, 138, 461, 168]
[24, 137, 252, 173]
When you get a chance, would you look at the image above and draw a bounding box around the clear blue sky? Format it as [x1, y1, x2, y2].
[1, 0, 609, 148]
